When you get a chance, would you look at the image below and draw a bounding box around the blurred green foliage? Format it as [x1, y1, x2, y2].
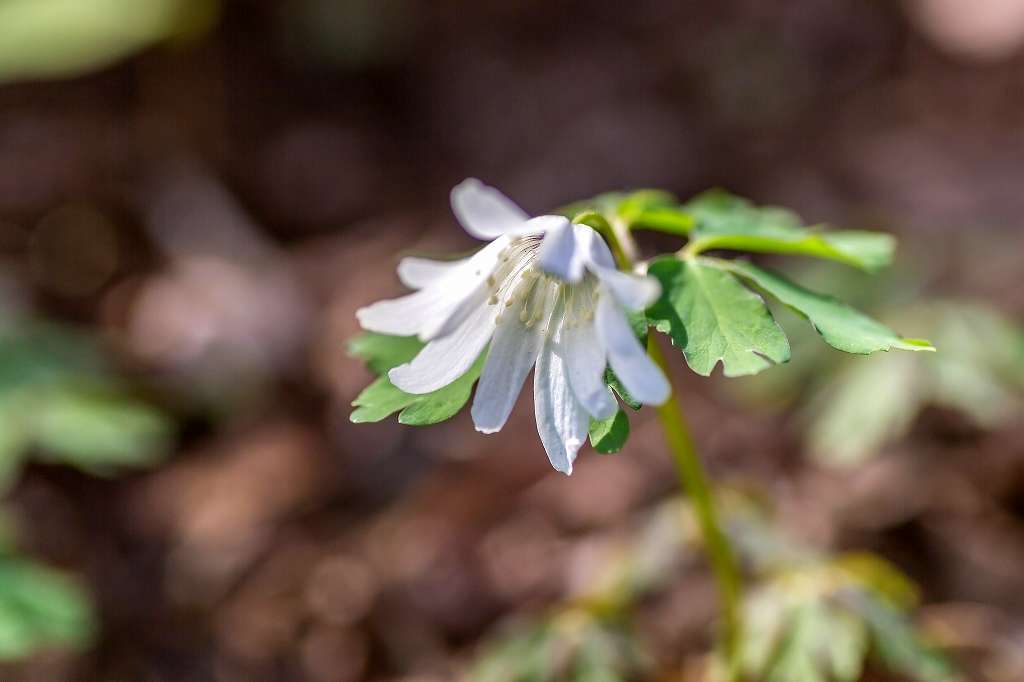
[807, 302, 1024, 465]
[0, 322, 171, 483]
[0, 0, 219, 84]
[470, 614, 650, 682]
[470, 491, 954, 681]
[732, 554, 952, 682]
[719, 495, 954, 681]
[738, 294, 1024, 466]
[0, 319, 171, 659]
[0, 556, 94, 658]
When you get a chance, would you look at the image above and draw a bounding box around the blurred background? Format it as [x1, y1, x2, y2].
[0, 1, 1023, 680]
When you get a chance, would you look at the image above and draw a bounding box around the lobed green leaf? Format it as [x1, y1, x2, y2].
[349, 376, 418, 424]
[350, 352, 485, 426]
[397, 356, 483, 425]
[685, 189, 802, 236]
[719, 260, 934, 354]
[347, 332, 423, 374]
[647, 257, 790, 377]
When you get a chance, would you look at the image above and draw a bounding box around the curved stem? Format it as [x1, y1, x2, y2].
[600, 218, 743, 677]
[647, 337, 743, 675]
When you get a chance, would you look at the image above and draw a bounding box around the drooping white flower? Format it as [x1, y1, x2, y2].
[357, 179, 671, 474]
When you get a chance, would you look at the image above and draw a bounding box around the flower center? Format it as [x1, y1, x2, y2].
[487, 237, 598, 333]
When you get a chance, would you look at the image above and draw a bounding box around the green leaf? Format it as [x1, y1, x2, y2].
[720, 260, 934, 355]
[589, 410, 630, 454]
[0, 556, 95, 659]
[347, 332, 423, 374]
[648, 257, 790, 377]
[685, 189, 802, 235]
[350, 352, 486, 426]
[349, 331, 485, 426]
[350, 377, 416, 423]
[397, 354, 484, 425]
[683, 190, 894, 271]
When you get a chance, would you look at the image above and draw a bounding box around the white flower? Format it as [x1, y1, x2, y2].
[357, 179, 670, 474]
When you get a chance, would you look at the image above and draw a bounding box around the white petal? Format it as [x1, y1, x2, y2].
[580, 224, 617, 269]
[561, 321, 617, 420]
[515, 214, 570, 236]
[361, 236, 507, 338]
[418, 235, 509, 340]
[592, 266, 661, 311]
[356, 286, 460, 337]
[577, 226, 661, 310]
[421, 284, 489, 341]
[451, 179, 529, 240]
[397, 256, 467, 290]
[471, 299, 550, 434]
[595, 291, 670, 405]
[536, 217, 585, 282]
[389, 299, 495, 394]
[534, 339, 589, 475]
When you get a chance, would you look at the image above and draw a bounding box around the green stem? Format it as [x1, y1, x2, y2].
[647, 336, 743, 675]
[603, 217, 744, 677]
